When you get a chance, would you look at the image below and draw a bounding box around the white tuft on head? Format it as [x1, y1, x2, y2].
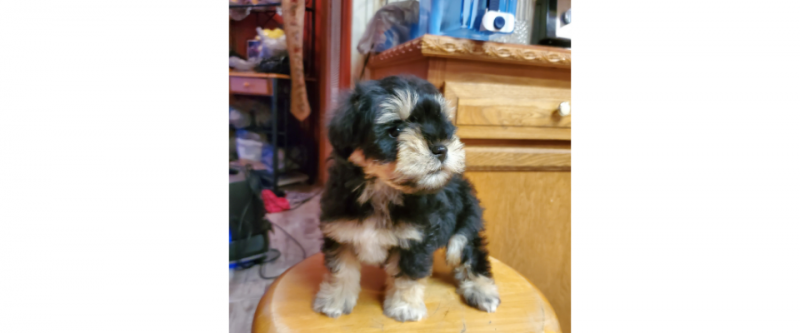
[436, 94, 455, 120]
[379, 89, 419, 121]
[377, 111, 401, 124]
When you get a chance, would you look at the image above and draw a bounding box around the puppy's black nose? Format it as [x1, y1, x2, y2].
[431, 144, 447, 162]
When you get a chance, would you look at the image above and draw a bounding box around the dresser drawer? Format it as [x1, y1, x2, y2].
[230, 77, 272, 96]
[464, 146, 571, 171]
[445, 81, 571, 140]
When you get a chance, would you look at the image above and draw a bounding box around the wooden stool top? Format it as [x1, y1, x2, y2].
[253, 250, 561, 333]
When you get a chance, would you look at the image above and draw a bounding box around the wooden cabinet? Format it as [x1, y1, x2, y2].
[368, 35, 572, 333]
[446, 81, 571, 130]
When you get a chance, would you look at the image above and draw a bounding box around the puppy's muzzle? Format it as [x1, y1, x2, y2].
[430, 144, 447, 162]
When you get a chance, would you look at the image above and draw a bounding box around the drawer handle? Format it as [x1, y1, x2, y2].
[557, 101, 571, 117]
[243, 82, 251, 88]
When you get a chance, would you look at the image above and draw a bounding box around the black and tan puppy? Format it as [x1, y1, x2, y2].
[314, 76, 499, 322]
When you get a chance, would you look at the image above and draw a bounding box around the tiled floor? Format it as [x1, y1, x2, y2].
[229, 187, 324, 333]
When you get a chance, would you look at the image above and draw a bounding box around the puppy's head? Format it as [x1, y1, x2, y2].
[328, 76, 465, 194]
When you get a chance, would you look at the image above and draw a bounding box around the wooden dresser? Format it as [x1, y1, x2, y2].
[368, 35, 572, 333]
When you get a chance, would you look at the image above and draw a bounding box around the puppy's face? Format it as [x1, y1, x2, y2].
[328, 76, 465, 194]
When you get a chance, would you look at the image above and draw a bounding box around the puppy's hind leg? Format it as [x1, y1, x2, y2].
[450, 234, 501, 313]
[313, 238, 361, 318]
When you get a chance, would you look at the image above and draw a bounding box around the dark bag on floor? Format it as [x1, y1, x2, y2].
[229, 168, 272, 262]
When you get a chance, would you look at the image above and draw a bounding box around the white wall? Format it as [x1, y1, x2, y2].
[350, 0, 408, 86]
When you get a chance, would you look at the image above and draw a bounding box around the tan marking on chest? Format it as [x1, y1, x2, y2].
[321, 218, 422, 265]
[322, 175, 421, 264]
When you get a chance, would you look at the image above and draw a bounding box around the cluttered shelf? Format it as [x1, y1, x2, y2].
[229, 0, 316, 78]
[229, 0, 318, 191]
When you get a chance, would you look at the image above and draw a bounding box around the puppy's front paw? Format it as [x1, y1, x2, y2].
[383, 297, 427, 322]
[313, 292, 357, 318]
[459, 276, 501, 313]
[313, 282, 358, 318]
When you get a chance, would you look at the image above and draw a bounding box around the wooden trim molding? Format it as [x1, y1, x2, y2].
[464, 146, 571, 171]
[372, 38, 424, 65]
[370, 34, 571, 69]
[457, 125, 571, 141]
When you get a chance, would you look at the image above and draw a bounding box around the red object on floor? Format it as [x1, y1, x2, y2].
[262, 189, 291, 213]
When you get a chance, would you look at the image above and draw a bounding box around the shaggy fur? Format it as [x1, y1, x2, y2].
[314, 75, 500, 322]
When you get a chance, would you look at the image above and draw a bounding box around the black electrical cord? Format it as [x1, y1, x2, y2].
[282, 189, 323, 212]
[258, 223, 308, 279]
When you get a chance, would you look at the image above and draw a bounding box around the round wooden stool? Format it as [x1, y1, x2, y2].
[253, 250, 561, 333]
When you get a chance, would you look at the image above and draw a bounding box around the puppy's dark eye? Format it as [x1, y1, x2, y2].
[389, 127, 401, 138]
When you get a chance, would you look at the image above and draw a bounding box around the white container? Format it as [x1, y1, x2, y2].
[236, 138, 264, 161]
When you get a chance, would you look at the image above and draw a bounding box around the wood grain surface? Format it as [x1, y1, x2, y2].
[465, 146, 571, 171]
[464, 171, 571, 333]
[369, 35, 571, 70]
[370, 60, 571, 141]
[368, 59, 431, 85]
[457, 100, 571, 128]
[419, 35, 571, 68]
[460, 139, 571, 149]
[445, 81, 571, 128]
[443, 59, 570, 85]
[456, 125, 571, 141]
[253, 251, 561, 333]
[426, 58, 447, 90]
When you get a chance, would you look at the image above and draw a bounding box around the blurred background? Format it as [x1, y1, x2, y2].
[228, 0, 571, 332]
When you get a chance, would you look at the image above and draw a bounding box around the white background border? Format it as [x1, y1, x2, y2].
[1, 0, 799, 331]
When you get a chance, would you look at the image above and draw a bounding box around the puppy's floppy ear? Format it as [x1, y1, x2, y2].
[327, 88, 363, 158]
[328, 80, 385, 158]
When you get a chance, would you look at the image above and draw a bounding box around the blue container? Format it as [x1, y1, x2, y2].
[416, 0, 518, 41]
